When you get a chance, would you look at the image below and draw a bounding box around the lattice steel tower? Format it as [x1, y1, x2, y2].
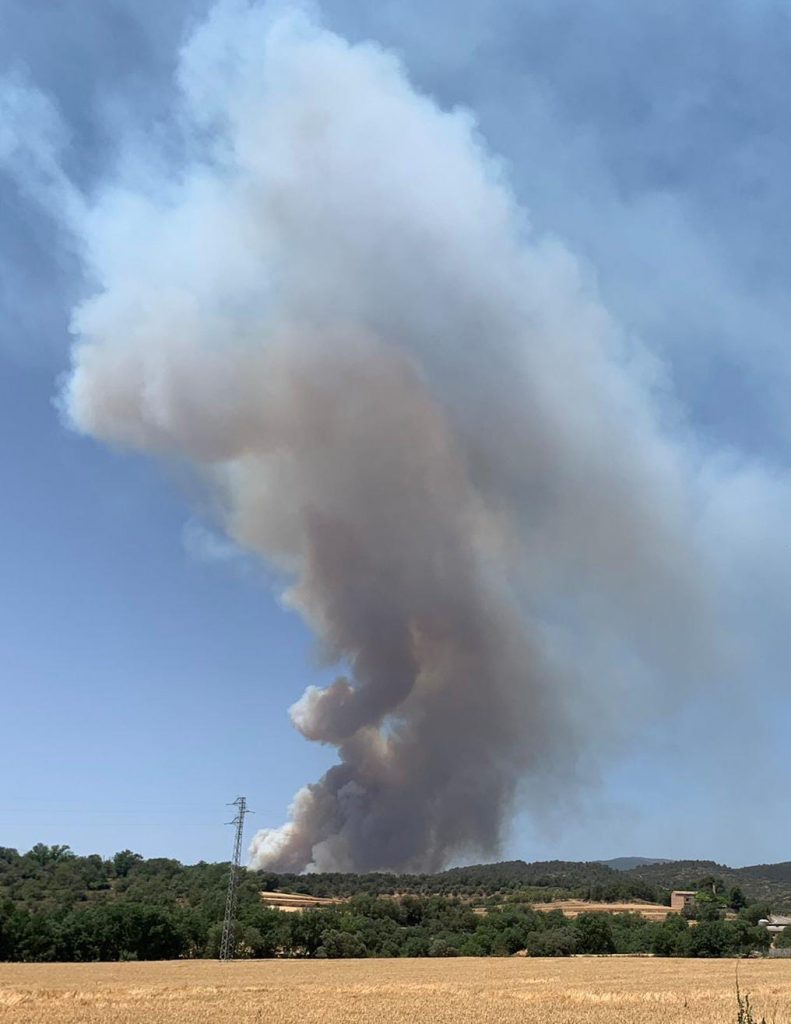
[219, 796, 250, 961]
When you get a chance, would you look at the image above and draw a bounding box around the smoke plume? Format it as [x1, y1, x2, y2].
[57, 2, 712, 871]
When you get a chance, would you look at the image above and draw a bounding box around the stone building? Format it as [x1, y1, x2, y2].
[670, 890, 697, 912]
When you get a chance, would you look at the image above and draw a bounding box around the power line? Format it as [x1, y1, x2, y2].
[219, 796, 251, 961]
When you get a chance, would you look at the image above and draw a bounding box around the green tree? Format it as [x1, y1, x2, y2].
[776, 927, 791, 949]
[112, 851, 143, 878]
[740, 904, 771, 926]
[687, 920, 732, 958]
[608, 913, 652, 954]
[525, 926, 577, 957]
[288, 910, 334, 957]
[727, 886, 747, 911]
[459, 933, 492, 956]
[428, 937, 459, 957]
[401, 934, 430, 957]
[696, 875, 725, 897]
[317, 937, 366, 958]
[26, 844, 73, 868]
[574, 913, 616, 955]
[0, 900, 21, 961]
[652, 913, 689, 957]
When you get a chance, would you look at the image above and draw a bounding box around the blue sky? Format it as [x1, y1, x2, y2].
[0, 352, 339, 859]
[2, 0, 791, 868]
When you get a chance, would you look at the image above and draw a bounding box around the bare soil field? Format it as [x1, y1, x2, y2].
[2, 957, 791, 1024]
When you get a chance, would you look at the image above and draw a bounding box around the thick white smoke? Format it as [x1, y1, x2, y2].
[52, 2, 719, 870]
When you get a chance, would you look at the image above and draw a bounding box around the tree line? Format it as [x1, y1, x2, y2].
[0, 845, 782, 962]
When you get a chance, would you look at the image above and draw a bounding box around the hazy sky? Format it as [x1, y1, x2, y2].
[2, 0, 791, 868]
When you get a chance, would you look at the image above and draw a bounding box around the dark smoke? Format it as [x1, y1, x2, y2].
[44, 4, 710, 870]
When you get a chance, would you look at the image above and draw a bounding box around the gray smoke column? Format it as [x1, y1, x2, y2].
[61, 2, 709, 871]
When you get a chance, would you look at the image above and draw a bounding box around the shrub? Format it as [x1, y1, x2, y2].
[319, 929, 368, 958]
[574, 913, 616, 955]
[525, 927, 577, 957]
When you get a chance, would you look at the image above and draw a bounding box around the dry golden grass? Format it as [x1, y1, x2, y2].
[2, 957, 791, 1024]
[531, 900, 674, 921]
[259, 890, 346, 912]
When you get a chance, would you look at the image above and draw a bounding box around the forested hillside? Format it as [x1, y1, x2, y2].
[266, 858, 791, 909]
[263, 859, 658, 903]
[622, 860, 791, 908]
[0, 845, 788, 962]
[599, 857, 673, 871]
[737, 863, 791, 885]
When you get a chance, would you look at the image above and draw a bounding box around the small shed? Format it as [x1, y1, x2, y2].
[670, 890, 697, 912]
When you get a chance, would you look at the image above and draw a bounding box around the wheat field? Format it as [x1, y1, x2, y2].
[2, 957, 790, 1024]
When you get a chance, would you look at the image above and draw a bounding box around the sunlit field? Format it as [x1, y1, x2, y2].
[2, 957, 791, 1024]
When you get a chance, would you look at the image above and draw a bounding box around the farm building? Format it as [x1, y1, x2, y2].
[759, 914, 791, 936]
[670, 891, 697, 912]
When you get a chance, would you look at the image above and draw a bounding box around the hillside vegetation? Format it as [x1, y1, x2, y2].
[598, 857, 673, 871]
[263, 857, 791, 909]
[0, 845, 787, 962]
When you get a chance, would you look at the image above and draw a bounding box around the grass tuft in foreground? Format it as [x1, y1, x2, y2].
[737, 980, 769, 1024]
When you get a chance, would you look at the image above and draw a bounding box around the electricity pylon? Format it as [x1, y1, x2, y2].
[219, 796, 250, 961]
